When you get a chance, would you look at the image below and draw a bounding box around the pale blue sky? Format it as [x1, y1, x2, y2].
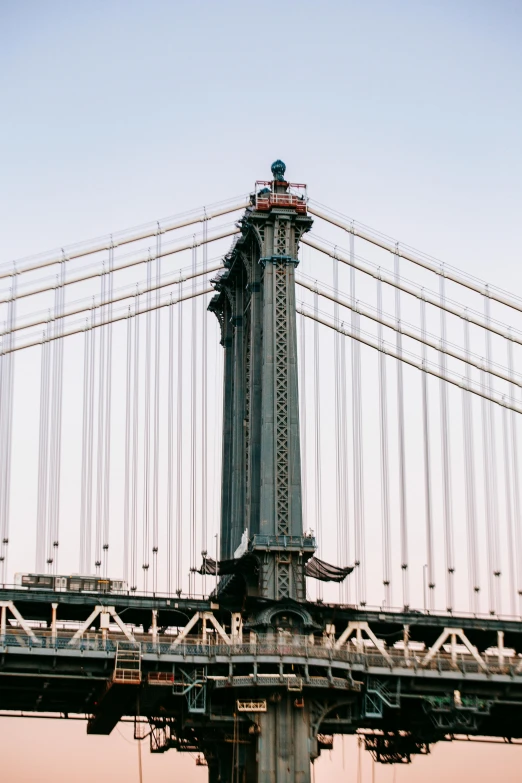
[2, 0, 522, 286]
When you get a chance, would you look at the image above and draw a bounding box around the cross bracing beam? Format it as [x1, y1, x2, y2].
[1, 258, 223, 338]
[296, 274, 522, 388]
[0, 195, 248, 281]
[303, 234, 522, 345]
[298, 304, 522, 414]
[1, 284, 213, 355]
[309, 201, 522, 315]
[0, 224, 239, 305]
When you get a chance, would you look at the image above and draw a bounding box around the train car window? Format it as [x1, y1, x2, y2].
[37, 576, 52, 586]
[70, 581, 81, 591]
[22, 575, 36, 585]
[83, 581, 96, 590]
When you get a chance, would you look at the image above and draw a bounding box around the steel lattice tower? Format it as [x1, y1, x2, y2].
[210, 161, 314, 603]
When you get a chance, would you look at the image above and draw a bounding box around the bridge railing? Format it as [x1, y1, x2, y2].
[1, 629, 521, 677]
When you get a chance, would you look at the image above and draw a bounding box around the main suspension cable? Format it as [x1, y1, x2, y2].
[302, 235, 522, 345]
[0, 225, 238, 307]
[297, 301, 522, 414]
[308, 201, 522, 315]
[3, 284, 214, 355]
[1, 257, 224, 339]
[295, 275, 522, 387]
[1, 195, 248, 280]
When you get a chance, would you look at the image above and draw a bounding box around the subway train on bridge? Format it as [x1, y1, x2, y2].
[14, 573, 128, 593]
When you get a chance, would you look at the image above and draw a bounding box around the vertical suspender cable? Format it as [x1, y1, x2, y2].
[313, 290, 322, 601]
[201, 215, 208, 596]
[463, 318, 480, 613]
[420, 299, 435, 610]
[0, 275, 16, 581]
[95, 261, 107, 575]
[508, 339, 522, 616]
[299, 219, 308, 547]
[482, 297, 501, 613]
[142, 253, 152, 592]
[131, 293, 140, 592]
[212, 333, 222, 594]
[439, 277, 454, 611]
[102, 244, 114, 578]
[481, 354, 494, 614]
[299, 315, 308, 535]
[36, 333, 51, 573]
[190, 243, 198, 595]
[488, 304, 501, 615]
[377, 279, 391, 608]
[351, 234, 366, 606]
[123, 307, 132, 586]
[394, 251, 409, 608]
[48, 261, 65, 573]
[167, 295, 174, 595]
[47, 273, 59, 572]
[176, 285, 184, 594]
[54, 261, 65, 574]
[85, 307, 96, 573]
[340, 319, 350, 603]
[152, 229, 161, 592]
[0, 315, 4, 578]
[0, 325, 4, 578]
[333, 257, 343, 600]
[79, 321, 90, 573]
[502, 398, 516, 616]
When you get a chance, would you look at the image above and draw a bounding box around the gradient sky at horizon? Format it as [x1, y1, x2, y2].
[2, 1, 522, 779]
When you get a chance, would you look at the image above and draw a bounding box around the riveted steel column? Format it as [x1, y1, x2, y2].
[256, 697, 312, 783]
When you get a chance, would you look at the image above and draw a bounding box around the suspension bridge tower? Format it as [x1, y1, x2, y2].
[208, 161, 319, 781]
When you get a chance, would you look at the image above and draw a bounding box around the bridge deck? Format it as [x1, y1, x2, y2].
[1, 588, 522, 748]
